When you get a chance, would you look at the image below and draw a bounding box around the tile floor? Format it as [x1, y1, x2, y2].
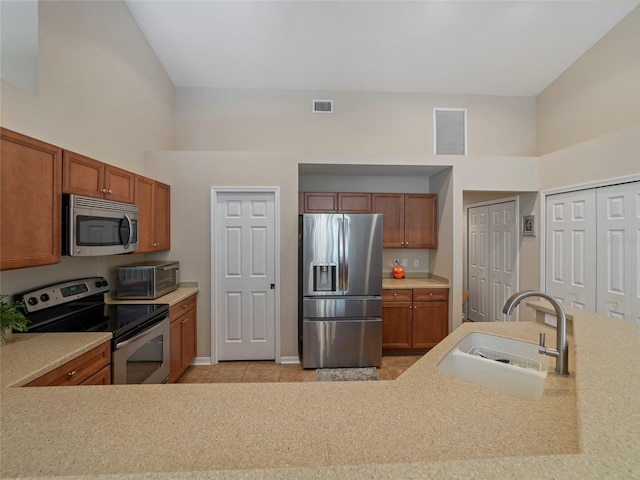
[178, 355, 423, 384]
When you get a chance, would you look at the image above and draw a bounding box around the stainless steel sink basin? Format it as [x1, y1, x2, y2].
[437, 332, 549, 400]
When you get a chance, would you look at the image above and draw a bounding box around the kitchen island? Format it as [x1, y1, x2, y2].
[1, 304, 638, 479]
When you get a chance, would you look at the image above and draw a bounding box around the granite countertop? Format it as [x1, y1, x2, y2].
[1, 305, 638, 479]
[382, 276, 449, 289]
[0, 332, 112, 388]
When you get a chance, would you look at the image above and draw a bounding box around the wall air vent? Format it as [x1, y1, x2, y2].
[312, 99, 333, 113]
[434, 108, 467, 155]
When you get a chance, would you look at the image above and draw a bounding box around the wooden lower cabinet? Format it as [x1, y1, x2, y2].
[26, 342, 111, 387]
[382, 288, 449, 354]
[169, 294, 198, 383]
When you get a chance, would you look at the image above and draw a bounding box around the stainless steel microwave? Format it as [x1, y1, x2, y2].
[62, 194, 139, 256]
[116, 261, 180, 299]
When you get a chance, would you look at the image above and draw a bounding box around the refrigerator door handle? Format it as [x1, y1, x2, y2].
[341, 216, 349, 292]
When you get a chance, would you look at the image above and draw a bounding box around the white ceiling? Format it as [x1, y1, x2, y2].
[125, 0, 638, 97]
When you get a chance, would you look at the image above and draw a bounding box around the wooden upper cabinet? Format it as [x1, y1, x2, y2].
[303, 192, 338, 212]
[104, 164, 135, 203]
[372, 194, 405, 247]
[153, 181, 171, 251]
[1, 128, 62, 270]
[405, 194, 438, 248]
[372, 193, 438, 249]
[302, 192, 371, 213]
[338, 193, 371, 213]
[134, 175, 170, 252]
[63, 150, 135, 203]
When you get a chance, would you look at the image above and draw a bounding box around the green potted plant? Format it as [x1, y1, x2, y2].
[0, 295, 29, 345]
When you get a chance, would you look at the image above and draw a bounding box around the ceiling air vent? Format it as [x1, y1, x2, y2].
[312, 99, 333, 114]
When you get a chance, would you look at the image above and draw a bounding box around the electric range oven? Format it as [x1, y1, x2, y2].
[16, 277, 170, 384]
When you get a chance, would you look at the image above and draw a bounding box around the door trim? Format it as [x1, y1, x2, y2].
[210, 187, 281, 365]
[465, 196, 520, 321]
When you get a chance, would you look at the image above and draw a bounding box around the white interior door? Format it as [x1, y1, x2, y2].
[545, 190, 597, 310]
[215, 191, 276, 360]
[467, 199, 518, 322]
[468, 206, 488, 322]
[596, 181, 640, 323]
[489, 202, 518, 321]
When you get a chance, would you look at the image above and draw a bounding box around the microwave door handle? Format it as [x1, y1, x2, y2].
[122, 213, 133, 249]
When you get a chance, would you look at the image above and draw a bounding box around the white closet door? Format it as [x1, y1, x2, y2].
[545, 190, 597, 310]
[596, 181, 640, 323]
[489, 202, 518, 321]
[468, 206, 489, 322]
[467, 200, 518, 322]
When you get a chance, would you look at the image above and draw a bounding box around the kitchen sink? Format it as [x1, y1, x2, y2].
[436, 332, 549, 400]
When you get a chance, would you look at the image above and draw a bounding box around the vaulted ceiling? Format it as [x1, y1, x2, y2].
[125, 0, 639, 96]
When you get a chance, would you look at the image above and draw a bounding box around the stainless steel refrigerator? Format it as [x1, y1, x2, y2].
[300, 213, 383, 368]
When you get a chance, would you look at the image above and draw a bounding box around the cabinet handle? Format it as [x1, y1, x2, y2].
[429, 293, 433, 297]
[101, 188, 107, 194]
[182, 304, 188, 308]
[68, 370, 77, 377]
[107, 189, 112, 194]
[182, 318, 188, 324]
[393, 293, 397, 297]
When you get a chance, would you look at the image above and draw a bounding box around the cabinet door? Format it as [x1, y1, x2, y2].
[382, 301, 413, 349]
[412, 301, 448, 349]
[82, 366, 112, 385]
[372, 194, 405, 247]
[153, 181, 171, 251]
[405, 194, 438, 248]
[62, 150, 105, 198]
[304, 192, 338, 212]
[181, 307, 197, 369]
[169, 317, 183, 383]
[104, 165, 135, 203]
[1, 129, 62, 270]
[338, 193, 371, 213]
[26, 342, 111, 387]
[134, 175, 155, 252]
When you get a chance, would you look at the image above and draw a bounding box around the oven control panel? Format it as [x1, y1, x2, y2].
[18, 277, 110, 313]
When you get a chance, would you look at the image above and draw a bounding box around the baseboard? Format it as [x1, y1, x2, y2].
[279, 356, 300, 364]
[193, 356, 212, 366]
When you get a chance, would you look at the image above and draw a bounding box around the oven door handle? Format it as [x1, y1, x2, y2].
[115, 317, 167, 350]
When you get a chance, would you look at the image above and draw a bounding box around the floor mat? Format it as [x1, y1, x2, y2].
[316, 367, 379, 382]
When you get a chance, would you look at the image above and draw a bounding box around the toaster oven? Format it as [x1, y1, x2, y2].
[116, 261, 179, 299]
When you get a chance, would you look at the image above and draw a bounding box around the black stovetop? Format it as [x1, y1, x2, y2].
[17, 277, 169, 342]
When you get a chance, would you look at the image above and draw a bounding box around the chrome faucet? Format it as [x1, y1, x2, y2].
[502, 291, 570, 375]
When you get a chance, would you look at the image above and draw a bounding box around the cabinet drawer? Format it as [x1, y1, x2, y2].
[413, 288, 449, 302]
[169, 294, 197, 321]
[382, 289, 413, 302]
[26, 342, 111, 387]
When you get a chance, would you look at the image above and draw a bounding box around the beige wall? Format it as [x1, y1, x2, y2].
[536, 5, 640, 155]
[0, 1, 174, 295]
[145, 152, 539, 359]
[175, 88, 537, 156]
[1, 1, 174, 172]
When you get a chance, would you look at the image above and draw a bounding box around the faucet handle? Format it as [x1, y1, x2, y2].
[539, 332, 546, 348]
